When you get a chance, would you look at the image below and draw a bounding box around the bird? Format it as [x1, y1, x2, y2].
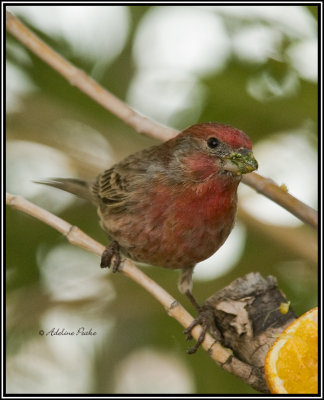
[37, 122, 258, 352]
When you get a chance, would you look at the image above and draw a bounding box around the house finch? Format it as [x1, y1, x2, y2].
[38, 122, 258, 352]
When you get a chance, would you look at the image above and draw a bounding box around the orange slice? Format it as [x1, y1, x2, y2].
[265, 307, 318, 394]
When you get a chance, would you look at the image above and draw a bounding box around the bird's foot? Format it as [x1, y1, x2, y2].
[184, 305, 222, 354]
[100, 241, 121, 272]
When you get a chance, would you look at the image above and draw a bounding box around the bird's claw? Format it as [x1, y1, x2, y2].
[100, 241, 121, 272]
[184, 306, 222, 354]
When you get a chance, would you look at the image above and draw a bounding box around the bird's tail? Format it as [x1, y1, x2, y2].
[35, 178, 96, 204]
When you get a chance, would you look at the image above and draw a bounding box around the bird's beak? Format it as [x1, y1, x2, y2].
[223, 149, 258, 175]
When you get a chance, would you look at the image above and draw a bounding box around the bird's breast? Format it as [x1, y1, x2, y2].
[112, 177, 240, 269]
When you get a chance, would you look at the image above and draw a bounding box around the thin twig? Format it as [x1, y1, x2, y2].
[6, 192, 232, 365]
[5, 10, 177, 142]
[241, 173, 318, 229]
[6, 9, 318, 230]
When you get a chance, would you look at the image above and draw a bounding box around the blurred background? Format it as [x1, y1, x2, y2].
[6, 5, 318, 394]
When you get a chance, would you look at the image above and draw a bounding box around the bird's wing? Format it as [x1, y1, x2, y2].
[92, 167, 130, 209]
[91, 148, 158, 211]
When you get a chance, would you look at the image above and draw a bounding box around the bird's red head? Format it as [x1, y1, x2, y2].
[168, 122, 257, 181]
[183, 122, 253, 151]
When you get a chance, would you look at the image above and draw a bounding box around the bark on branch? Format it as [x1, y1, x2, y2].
[6, 9, 318, 230]
[202, 273, 297, 393]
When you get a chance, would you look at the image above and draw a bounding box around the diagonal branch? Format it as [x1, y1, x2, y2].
[6, 192, 267, 391]
[6, 10, 317, 229]
[5, 9, 177, 142]
[241, 173, 317, 229]
[5, 194, 210, 346]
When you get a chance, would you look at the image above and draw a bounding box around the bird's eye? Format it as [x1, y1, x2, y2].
[207, 137, 220, 148]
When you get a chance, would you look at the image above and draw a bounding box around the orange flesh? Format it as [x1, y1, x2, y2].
[276, 319, 318, 394]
